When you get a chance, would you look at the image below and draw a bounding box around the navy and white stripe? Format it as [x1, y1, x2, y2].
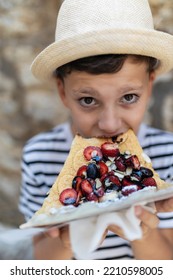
[19, 122, 173, 259]
[19, 122, 73, 220]
[138, 124, 173, 183]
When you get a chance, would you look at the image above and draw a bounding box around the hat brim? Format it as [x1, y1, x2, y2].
[31, 29, 173, 81]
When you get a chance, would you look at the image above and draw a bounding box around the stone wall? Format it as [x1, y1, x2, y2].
[0, 0, 173, 228]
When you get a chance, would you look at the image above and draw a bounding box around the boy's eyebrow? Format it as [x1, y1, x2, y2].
[71, 87, 99, 95]
[71, 84, 144, 96]
[119, 85, 143, 93]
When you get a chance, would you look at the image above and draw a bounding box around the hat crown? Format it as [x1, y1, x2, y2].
[56, 0, 154, 41]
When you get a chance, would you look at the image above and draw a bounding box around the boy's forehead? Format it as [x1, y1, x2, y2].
[63, 59, 150, 86]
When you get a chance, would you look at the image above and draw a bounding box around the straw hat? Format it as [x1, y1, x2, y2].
[31, 0, 173, 81]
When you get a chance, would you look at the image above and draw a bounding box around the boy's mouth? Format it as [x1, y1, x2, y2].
[99, 130, 128, 139]
[78, 129, 130, 139]
[100, 134, 120, 138]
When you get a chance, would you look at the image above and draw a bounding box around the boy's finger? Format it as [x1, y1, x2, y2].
[46, 227, 60, 238]
[135, 206, 159, 229]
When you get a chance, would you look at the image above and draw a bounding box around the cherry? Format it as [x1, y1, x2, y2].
[101, 142, 120, 158]
[59, 188, 77, 205]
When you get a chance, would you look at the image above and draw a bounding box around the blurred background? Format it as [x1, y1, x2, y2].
[0, 0, 173, 230]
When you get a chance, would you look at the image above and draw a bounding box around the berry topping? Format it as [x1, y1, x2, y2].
[86, 163, 99, 179]
[75, 189, 83, 204]
[140, 167, 154, 178]
[59, 139, 158, 206]
[108, 175, 121, 187]
[81, 179, 93, 194]
[77, 165, 87, 178]
[125, 155, 140, 169]
[122, 176, 133, 186]
[72, 176, 82, 192]
[131, 169, 143, 180]
[97, 161, 109, 177]
[83, 146, 102, 161]
[142, 177, 157, 187]
[121, 185, 139, 196]
[101, 142, 120, 158]
[93, 186, 105, 197]
[102, 174, 121, 192]
[87, 178, 97, 188]
[59, 188, 77, 205]
[86, 192, 99, 202]
[115, 155, 126, 172]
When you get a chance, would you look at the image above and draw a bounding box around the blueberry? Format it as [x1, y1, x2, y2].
[132, 169, 143, 180]
[140, 167, 153, 178]
[86, 163, 99, 179]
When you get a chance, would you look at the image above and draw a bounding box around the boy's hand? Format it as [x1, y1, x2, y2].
[131, 205, 173, 259]
[155, 197, 173, 212]
[106, 197, 173, 241]
[133, 205, 159, 238]
[107, 205, 159, 240]
[46, 226, 71, 249]
[33, 226, 73, 260]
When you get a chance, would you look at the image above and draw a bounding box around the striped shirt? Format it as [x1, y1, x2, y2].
[19, 122, 173, 259]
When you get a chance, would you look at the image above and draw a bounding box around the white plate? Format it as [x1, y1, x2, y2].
[20, 185, 173, 229]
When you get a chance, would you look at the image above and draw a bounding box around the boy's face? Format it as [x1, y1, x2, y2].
[57, 57, 155, 138]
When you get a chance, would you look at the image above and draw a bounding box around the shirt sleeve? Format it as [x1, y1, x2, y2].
[157, 156, 173, 228]
[0, 230, 34, 260]
[158, 212, 173, 228]
[19, 152, 47, 221]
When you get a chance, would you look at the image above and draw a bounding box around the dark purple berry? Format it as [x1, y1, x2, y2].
[86, 163, 99, 179]
[140, 167, 153, 178]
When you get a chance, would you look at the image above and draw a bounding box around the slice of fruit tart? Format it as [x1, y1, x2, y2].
[37, 129, 168, 212]
[21, 129, 172, 228]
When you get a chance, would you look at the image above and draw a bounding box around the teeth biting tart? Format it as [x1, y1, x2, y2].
[21, 129, 172, 229]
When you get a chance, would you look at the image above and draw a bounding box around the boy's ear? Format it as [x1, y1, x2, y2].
[55, 78, 68, 107]
[148, 72, 156, 96]
[149, 72, 156, 82]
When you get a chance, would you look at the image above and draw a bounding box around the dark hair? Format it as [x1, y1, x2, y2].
[54, 54, 159, 81]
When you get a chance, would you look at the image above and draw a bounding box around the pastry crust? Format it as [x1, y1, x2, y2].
[36, 129, 168, 215]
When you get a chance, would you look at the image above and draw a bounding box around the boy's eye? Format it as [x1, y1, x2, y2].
[121, 94, 139, 104]
[79, 97, 96, 106]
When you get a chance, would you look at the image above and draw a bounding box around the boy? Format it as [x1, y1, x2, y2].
[19, 0, 173, 259]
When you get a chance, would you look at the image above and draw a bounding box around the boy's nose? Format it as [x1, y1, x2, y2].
[98, 108, 122, 136]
